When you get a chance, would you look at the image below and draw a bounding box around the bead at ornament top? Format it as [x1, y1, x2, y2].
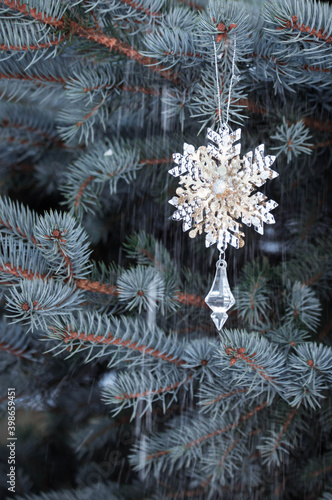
[168, 125, 278, 251]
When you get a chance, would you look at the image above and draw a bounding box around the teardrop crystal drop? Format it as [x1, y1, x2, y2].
[205, 260, 235, 330]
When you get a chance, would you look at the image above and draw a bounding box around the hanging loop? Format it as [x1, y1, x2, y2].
[212, 37, 223, 131]
[212, 35, 237, 129]
[225, 36, 237, 127]
[218, 248, 225, 261]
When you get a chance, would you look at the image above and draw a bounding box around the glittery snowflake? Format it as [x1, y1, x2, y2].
[168, 126, 279, 250]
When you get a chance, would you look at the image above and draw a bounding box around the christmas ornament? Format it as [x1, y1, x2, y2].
[168, 37, 279, 330]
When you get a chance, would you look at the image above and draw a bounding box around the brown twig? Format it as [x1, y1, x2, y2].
[267, 407, 297, 461]
[201, 388, 247, 407]
[278, 15, 332, 44]
[73, 158, 171, 211]
[2, 0, 179, 84]
[225, 346, 275, 383]
[114, 374, 194, 400]
[147, 401, 268, 460]
[62, 327, 187, 366]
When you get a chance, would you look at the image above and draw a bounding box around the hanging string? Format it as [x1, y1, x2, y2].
[212, 35, 237, 130]
[213, 38, 223, 131]
[226, 37, 237, 127]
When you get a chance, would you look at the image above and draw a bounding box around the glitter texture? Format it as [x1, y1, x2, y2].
[169, 126, 279, 250]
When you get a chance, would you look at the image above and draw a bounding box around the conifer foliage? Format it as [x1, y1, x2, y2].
[0, 0, 331, 498]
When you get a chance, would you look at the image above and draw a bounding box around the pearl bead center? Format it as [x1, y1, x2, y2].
[213, 179, 227, 194]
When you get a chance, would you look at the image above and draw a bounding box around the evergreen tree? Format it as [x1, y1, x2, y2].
[0, 0, 331, 498]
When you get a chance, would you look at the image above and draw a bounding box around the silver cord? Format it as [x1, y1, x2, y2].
[212, 38, 222, 131]
[226, 36, 237, 127]
[212, 35, 237, 129]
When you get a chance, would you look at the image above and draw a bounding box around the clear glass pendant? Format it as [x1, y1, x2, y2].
[205, 259, 235, 330]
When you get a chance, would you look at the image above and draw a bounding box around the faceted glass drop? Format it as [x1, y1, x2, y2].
[205, 260, 235, 330]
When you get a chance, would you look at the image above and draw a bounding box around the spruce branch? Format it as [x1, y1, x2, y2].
[124, 230, 173, 274]
[0, 102, 61, 149]
[1, 0, 68, 26]
[198, 437, 247, 490]
[300, 452, 332, 488]
[178, 0, 204, 10]
[117, 265, 175, 314]
[66, 25, 180, 83]
[281, 238, 332, 300]
[0, 195, 38, 244]
[2, 0, 180, 83]
[123, 232, 211, 309]
[0, 1, 331, 495]
[73, 77, 162, 99]
[63, 153, 169, 216]
[318, 488, 332, 500]
[181, 337, 220, 377]
[284, 281, 322, 331]
[238, 97, 332, 135]
[0, 14, 65, 52]
[130, 401, 268, 475]
[74, 278, 118, 296]
[265, 0, 332, 51]
[198, 386, 248, 415]
[219, 330, 286, 394]
[141, 24, 202, 70]
[257, 406, 297, 467]
[70, 414, 129, 459]
[63, 65, 118, 102]
[81, 0, 164, 21]
[2, 0, 332, 143]
[235, 260, 273, 329]
[0, 68, 66, 86]
[46, 312, 187, 366]
[0, 319, 37, 361]
[6, 278, 84, 330]
[271, 118, 313, 162]
[61, 138, 141, 214]
[191, 67, 247, 132]
[57, 93, 110, 144]
[34, 210, 92, 280]
[14, 482, 132, 500]
[102, 368, 194, 418]
[286, 371, 328, 409]
[267, 326, 310, 353]
[0, 197, 215, 310]
[197, 0, 249, 61]
[289, 343, 332, 383]
[0, 234, 49, 286]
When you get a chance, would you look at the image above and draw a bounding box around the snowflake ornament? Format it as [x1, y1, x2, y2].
[169, 126, 279, 251]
